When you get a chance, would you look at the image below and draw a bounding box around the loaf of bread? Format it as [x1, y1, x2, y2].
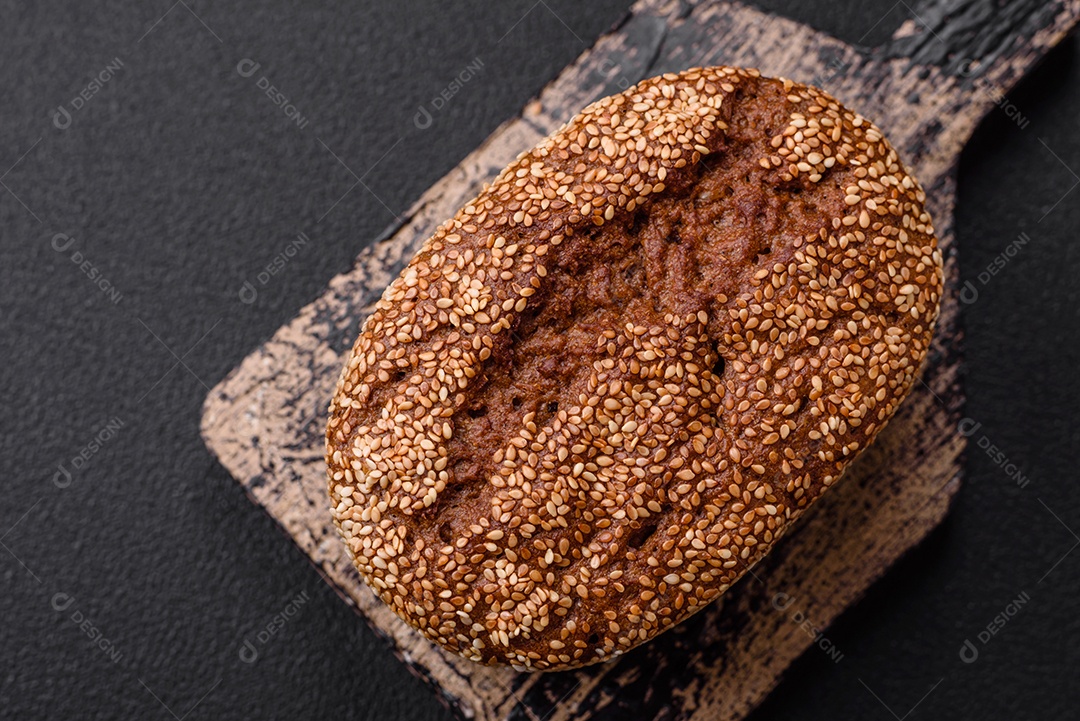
[326, 66, 942, 670]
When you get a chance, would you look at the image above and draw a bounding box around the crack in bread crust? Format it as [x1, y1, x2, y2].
[326, 67, 943, 670]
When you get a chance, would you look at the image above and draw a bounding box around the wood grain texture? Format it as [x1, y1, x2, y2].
[201, 0, 1079, 719]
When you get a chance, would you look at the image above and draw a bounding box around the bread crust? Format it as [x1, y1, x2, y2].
[326, 66, 942, 670]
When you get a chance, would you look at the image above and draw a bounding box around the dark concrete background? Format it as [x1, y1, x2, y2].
[2, 1, 1078, 719]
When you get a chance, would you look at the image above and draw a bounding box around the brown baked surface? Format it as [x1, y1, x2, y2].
[326, 66, 943, 670]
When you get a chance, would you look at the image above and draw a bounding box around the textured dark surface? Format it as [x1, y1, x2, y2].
[2, 2, 1078, 720]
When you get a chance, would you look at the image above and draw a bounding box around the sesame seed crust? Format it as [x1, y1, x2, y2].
[326, 67, 943, 671]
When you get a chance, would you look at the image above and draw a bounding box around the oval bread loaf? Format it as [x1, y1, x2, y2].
[326, 66, 943, 670]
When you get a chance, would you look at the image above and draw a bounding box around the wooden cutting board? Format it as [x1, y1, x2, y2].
[201, 1, 1079, 719]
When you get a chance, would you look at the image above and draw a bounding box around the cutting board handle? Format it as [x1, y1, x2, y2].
[756, 0, 1080, 189]
[873, 0, 1078, 80]
[864, 0, 1080, 164]
[605, 0, 1078, 187]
